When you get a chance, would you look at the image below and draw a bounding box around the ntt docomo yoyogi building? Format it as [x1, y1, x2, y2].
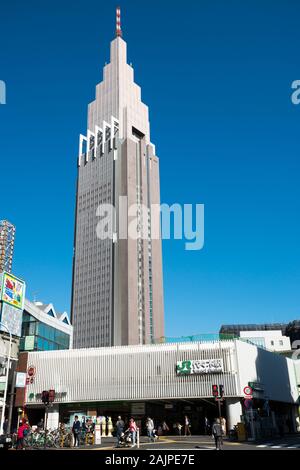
[17, 338, 300, 436]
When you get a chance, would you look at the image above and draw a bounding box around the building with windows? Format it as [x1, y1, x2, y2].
[15, 338, 300, 437]
[19, 299, 73, 352]
[0, 220, 16, 273]
[71, 8, 164, 348]
[220, 323, 292, 352]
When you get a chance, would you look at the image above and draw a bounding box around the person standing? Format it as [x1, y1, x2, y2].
[37, 418, 44, 432]
[72, 415, 81, 447]
[212, 418, 223, 450]
[3, 418, 8, 435]
[146, 417, 155, 442]
[115, 416, 125, 448]
[184, 415, 191, 436]
[128, 418, 137, 447]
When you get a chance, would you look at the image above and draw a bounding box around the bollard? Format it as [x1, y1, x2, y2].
[137, 428, 140, 449]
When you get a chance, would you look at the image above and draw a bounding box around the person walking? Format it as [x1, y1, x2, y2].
[128, 418, 137, 447]
[212, 418, 223, 450]
[162, 421, 169, 435]
[146, 417, 155, 442]
[204, 417, 210, 435]
[72, 415, 81, 447]
[184, 415, 191, 436]
[115, 416, 125, 448]
[16, 420, 29, 450]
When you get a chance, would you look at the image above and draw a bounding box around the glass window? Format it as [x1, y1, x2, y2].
[29, 322, 37, 335]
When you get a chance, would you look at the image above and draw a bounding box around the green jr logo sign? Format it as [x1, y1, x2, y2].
[176, 360, 192, 375]
[176, 359, 223, 375]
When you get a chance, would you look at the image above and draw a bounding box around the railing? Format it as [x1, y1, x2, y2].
[152, 333, 237, 344]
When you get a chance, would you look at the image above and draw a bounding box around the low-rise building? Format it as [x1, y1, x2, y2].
[15, 339, 300, 438]
[19, 299, 73, 352]
[220, 323, 292, 352]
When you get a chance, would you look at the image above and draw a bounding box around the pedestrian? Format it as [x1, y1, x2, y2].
[184, 415, 191, 436]
[174, 422, 182, 436]
[204, 416, 210, 435]
[146, 417, 155, 442]
[16, 420, 29, 450]
[128, 417, 137, 447]
[221, 417, 226, 437]
[115, 416, 125, 448]
[72, 415, 81, 447]
[37, 418, 44, 432]
[212, 418, 223, 450]
[3, 418, 9, 435]
[162, 421, 169, 435]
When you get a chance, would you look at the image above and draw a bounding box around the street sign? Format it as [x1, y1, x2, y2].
[244, 398, 253, 409]
[243, 385, 253, 397]
[27, 365, 36, 377]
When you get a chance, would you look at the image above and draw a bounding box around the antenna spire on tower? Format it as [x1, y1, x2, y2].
[116, 7, 122, 37]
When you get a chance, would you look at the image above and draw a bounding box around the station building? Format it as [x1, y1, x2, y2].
[15, 339, 300, 437]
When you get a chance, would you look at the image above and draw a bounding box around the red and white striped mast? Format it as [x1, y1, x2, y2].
[116, 6, 122, 37]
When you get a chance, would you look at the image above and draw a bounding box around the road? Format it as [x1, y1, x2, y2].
[56, 434, 300, 451]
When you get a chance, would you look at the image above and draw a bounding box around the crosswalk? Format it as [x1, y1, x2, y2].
[257, 443, 300, 449]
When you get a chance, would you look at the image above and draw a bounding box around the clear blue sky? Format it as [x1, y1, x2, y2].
[1, 0, 299, 337]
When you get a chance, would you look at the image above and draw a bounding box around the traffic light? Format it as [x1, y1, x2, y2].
[41, 390, 49, 404]
[48, 389, 55, 403]
[219, 384, 224, 398]
[212, 384, 219, 398]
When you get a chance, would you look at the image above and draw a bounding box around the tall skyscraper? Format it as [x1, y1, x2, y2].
[71, 9, 164, 348]
[0, 220, 16, 273]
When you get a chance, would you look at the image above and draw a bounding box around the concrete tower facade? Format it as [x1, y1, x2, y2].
[71, 16, 164, 348]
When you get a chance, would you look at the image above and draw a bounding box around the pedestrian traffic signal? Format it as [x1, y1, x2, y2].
[212, 384, 219, 398]
[41, 390, 49, 404]
[219, 384, 224, 397]
[48, 389, 55, 403]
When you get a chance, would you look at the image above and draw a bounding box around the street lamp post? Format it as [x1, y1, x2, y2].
[0, 322, 12, 435]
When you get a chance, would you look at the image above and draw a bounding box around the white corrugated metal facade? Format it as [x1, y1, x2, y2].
[25, 340, 239, 404]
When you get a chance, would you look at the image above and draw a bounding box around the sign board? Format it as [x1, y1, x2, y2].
[24, 336, 35, 351]
[243, 386, 253, 397]
[27, 365, 36, 377]
[95, 424, 101, 445]
[176, 359, 223, 375]
[244, 399, 253, 409]
[131, 402, 146, 415]
[16, 372, 26, 388]
[0, 302, 23, 337]
[0, 272, 26, 310]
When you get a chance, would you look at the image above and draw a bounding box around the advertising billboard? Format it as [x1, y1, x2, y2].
[0, 302, 23, 337]
[0, 272, 26, 310]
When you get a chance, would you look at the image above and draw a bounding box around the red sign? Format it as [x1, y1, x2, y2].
[243, 386, 253, 397]
[244, 398, 253, 409]
[27, 365, 36, 377]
